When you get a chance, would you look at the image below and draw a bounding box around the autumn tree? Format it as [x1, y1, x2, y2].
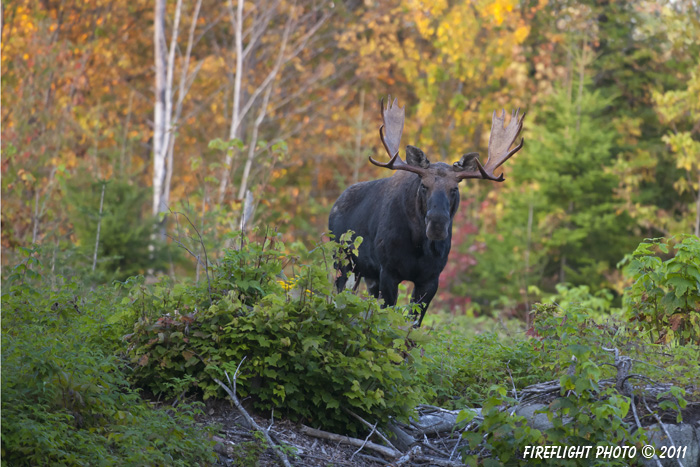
[653, 62, 700, 236]
[338, 0, 535, 159]
[583, 0, 700, 238]
[213, 0, 332, 221]
[1, 0, 152, 255]
[649, 1, 700, 236]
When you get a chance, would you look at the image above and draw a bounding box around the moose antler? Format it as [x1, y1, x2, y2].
[455, 109, 525, 181]
[378, 96, 404, 159]
[369, 96, 429, 176]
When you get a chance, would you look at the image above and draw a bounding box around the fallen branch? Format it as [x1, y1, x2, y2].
[300, 425, 401, 459]
[506, 360, 519, 402]
[629, 395, 664, 467]
[355, 452, 390, 465]
[450, 421, 481, 461]
[392, 445, 463, 466]
[414, 457, 464, 467]
[213, 358, 292, 467]
[386, 421, 416, 451]
[394, 445, 421, 465]
[642, 396, 685, 467]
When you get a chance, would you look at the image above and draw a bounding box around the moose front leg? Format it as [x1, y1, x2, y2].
[378, 268, 400, 308]
[411, 279, 439, 327]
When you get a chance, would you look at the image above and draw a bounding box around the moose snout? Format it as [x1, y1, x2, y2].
[425, 212, 450, 241]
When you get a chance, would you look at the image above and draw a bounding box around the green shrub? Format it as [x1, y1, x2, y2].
[456, 299, 696, 466]
[619, 235, 700, 345]
[459, 386, 543, 467]
[535, 283, 616, 317]
[422, 331, 546, 409]
[1, 249, 216, 466]
[125, 235, 431, 434]
[457, 304, 641, 466]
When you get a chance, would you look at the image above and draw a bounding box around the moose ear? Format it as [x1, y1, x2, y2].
[453, 152, 480, 172]
[406, 145, 430, 168]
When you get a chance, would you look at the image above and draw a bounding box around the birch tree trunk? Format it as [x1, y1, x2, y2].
[153, 0, 202, 229]
[152, 0, 168, 217]
[163, 0, 203, 210]
[695, 170, 699, 237]
[218, 0, 245, 204]
[237, 13, 293, 201]
[216, 0, 331, 206]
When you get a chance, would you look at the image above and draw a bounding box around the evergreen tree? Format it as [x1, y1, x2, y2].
[65, 178, 168, 281]
[521, 82, 637, 287]
[464, 71, 638, 310]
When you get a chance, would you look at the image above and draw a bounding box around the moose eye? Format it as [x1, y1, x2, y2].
[419, 184, 428, 193]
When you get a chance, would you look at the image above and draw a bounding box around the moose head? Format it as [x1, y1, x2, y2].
[370, 97, 525, 241]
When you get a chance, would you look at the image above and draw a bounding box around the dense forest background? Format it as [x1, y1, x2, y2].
[2, 0, 699, 313]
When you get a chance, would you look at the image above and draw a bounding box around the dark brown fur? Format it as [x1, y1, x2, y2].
[329, 148, 462, 326]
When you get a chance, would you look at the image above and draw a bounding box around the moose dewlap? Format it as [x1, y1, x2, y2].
[329, 96, 525, 326]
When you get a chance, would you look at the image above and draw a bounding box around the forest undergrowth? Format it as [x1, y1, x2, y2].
[2, 233, 699, 466]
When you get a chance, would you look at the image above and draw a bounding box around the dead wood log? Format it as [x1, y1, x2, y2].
[385, 421, 416, 452]
[300, 425, 402, 459]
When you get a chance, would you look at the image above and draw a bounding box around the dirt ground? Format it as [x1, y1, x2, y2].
[204, 401, 390, 466]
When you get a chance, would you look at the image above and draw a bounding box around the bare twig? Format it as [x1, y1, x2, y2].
[395, 445, 421, 465]
[602, 346, 620, 359]
[630, 395, 643, 431]
[92, 181, 107, 272]
[343, 408, 398, 452]
[32, 167, 58, 243]
[506, 360, 519, 402]
[449, 433, 463, 461]
[449, 420, 482, 462]
[214, 358, 293, 467]
[268, 407, 275, 432]
[350, 421, 378, 461]
[167, 209, 212, 305]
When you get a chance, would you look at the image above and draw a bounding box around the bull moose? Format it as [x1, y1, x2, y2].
[329, 96, 525, 326]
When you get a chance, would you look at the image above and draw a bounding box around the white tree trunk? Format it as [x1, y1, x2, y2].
[217, 1, 331, 208]
[695, 170, 699, 237]
[153, 0, 167, 216]
[164, 0, 202, 210]
[153, 0, 183, 220]
[218, 0, 245, 203]
[237, 14, 292, 201]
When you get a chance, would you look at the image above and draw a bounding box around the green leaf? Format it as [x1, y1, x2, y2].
[666, 275, 695, 298]
[463, 432, 483, 450]
[483, 458, 504, 467]
[457, 409, 477, 424]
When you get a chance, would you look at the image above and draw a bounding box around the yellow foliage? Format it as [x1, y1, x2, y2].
[514, 25, 530, 44]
